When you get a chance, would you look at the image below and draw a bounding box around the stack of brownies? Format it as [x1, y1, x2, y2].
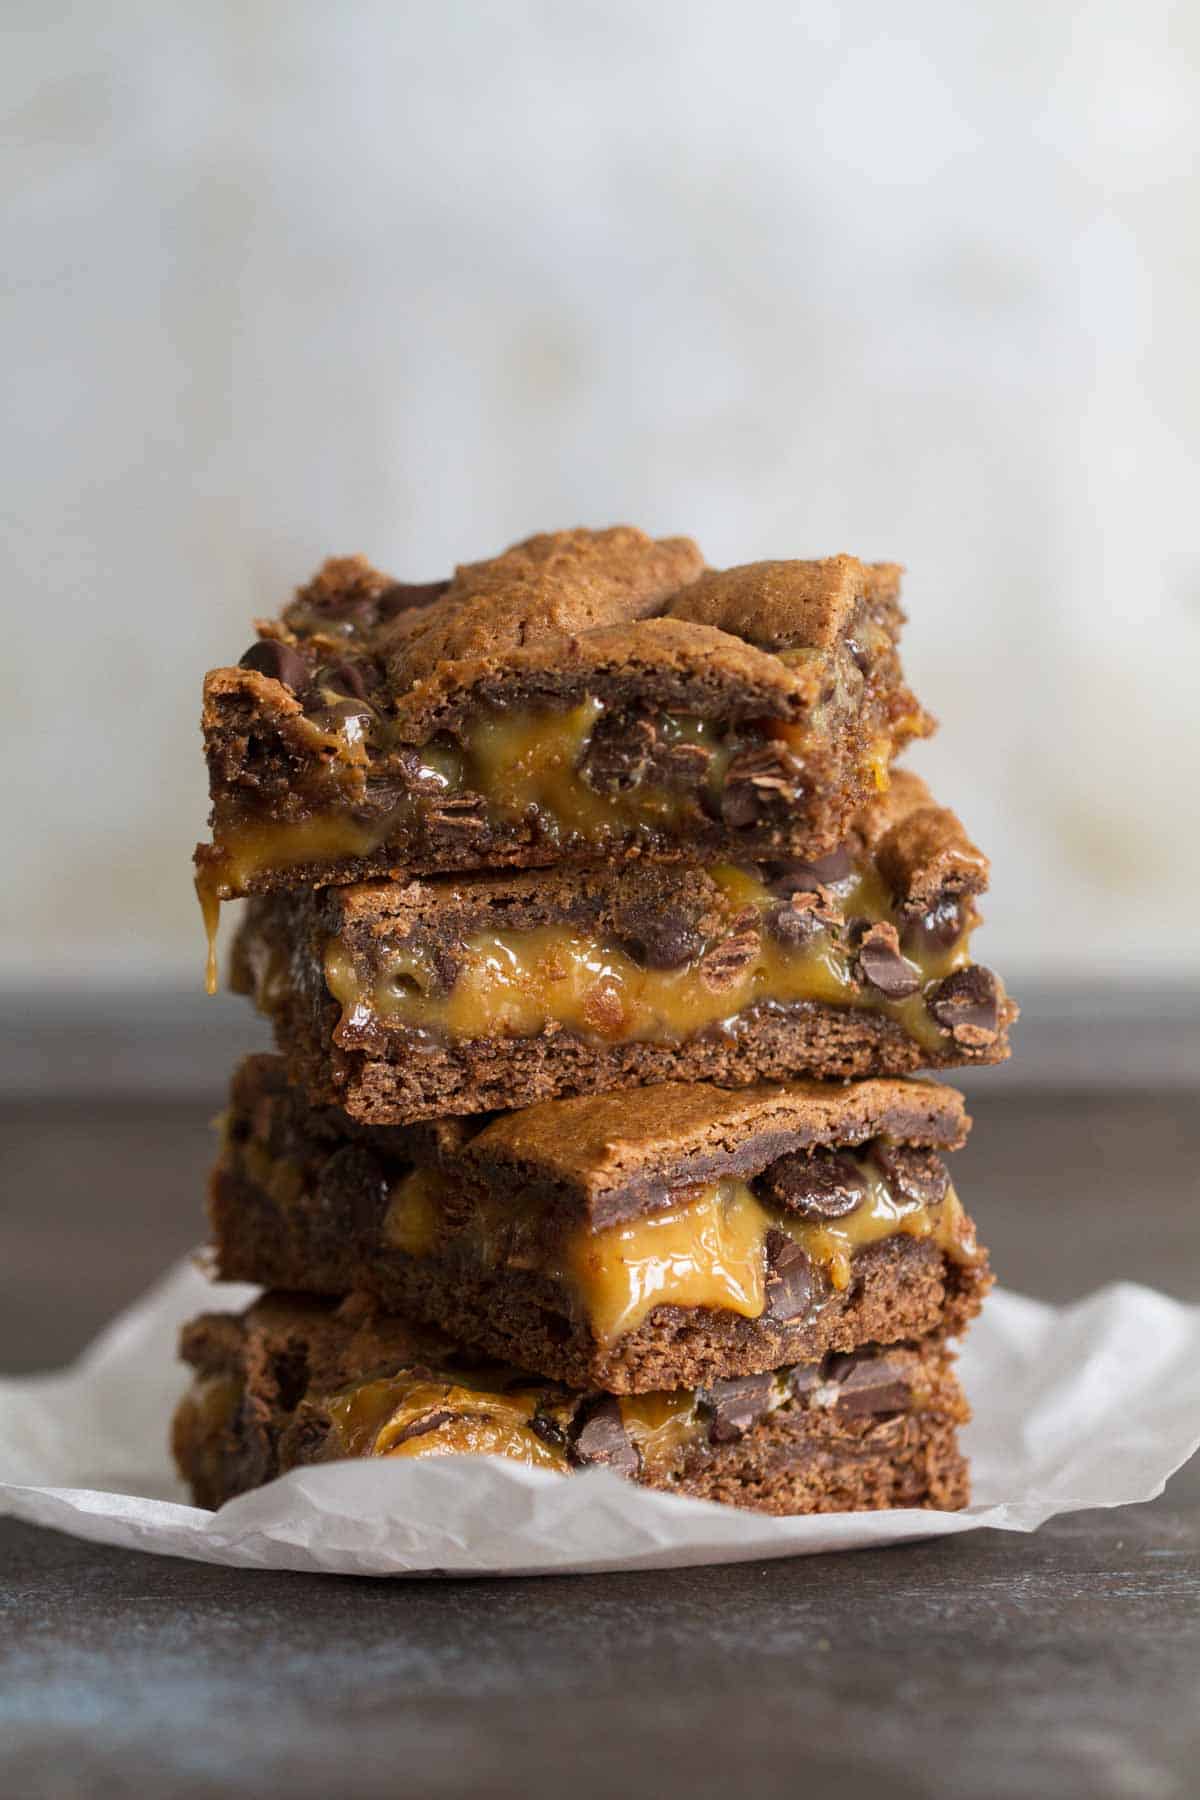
[174, 527, 1016, 1516]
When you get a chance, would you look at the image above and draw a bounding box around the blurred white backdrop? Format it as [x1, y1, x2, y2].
[3, 0, 1198, 988]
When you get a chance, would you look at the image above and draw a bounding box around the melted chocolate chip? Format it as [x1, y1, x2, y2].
[577, 711, 659, 794]
[755, 1148, 867, 1219]
[392, 1409, 459, 1446]
[321, 659, 373, 700]
[570, 1397, 639, 1476]
[869, 1143, 948, 1207]
[901, 895, 964, 957]
[720, 743, 806, 830]
[827, 1354, 913, 1415]
[928, 965, 1000, 1045]
[762, 1231, 814, 1322]
[855, 922, 920, 999]
[614, 901, 704, 971]
[763, 847, 855, 897]
[763, 892, 832, 949]
[698, 923, 761, 992]
[700, 1373, 776, 1443]
[238, 639, 310, 690]
[787, 1364, 823, 1400]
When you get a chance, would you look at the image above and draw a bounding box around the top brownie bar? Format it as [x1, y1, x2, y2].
[196, 527, 931, 977]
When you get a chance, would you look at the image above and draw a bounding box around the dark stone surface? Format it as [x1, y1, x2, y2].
[2, 1087, 1199, 1799]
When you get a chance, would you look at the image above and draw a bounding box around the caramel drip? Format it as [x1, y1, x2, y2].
[557, 1169, 975, 1345]
[245, 1140, 975, 1349]
[195, 866, 223, 997]
[564, 1180, 771, 1345]
[325, 861, 970, 1057]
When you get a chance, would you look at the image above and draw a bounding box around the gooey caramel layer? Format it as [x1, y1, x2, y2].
[325, 862, 970, 1058]
[327, 1373, 569, 1471]
[199, 698, 813, 989]
[383, 1154, 977, 1348]
[320, 1365, 783, 1477]
[315, 1352, 926, 1480]
[320, 1367, 773, 1477]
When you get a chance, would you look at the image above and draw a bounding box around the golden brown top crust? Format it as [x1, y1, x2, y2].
[380, 527, 705, 684]
[670, 557, 900, 652]
[217, 527, 914, 731]
[855, 770, 991, 904]
[461, 1076, 969, 1212]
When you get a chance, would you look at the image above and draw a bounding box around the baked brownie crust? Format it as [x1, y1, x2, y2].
[231, 770, 1015, 1123]
[197, 530, 932, 932]
[173, 1292, 970, 1517]
[209, 1056, 988, 1391]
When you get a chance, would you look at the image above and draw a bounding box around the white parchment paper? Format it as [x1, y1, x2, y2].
[2, 1261, 1198, 1576]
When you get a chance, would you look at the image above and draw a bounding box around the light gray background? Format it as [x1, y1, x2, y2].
[3, 1, 1197, 989]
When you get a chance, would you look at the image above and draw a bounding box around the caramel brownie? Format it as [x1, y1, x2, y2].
[174, 1291, 970, 1516]
[209, 1058, 989, 1392]
[196, 527, 932, 985]
[232, 771, 1015, 1123]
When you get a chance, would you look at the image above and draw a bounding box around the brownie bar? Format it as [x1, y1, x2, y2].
[232, 771, 1015, 1123]
[196, 528, 932, 982]
[210, 1058, 989, 1391]
[174, 1291, 970, 1517]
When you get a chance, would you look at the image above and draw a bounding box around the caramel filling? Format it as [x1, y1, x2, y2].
[617, 1391, 709, 1470]
[325, 1372, 569, 1471]
[325, 861, 971, 1057]
[322, 1367, 745, 1479]
[199, 696, 818, 979]
[382, 1158, 977, 1348]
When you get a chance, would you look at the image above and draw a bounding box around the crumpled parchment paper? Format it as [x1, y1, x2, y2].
[2, 1261, 1197, 1576]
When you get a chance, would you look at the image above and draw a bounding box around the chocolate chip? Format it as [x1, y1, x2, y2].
[238, 639, 310, 690]
[697, 923, 761, 991]
[375, 580, 450, 620]
[900, 895, 964, 956]
[614, 901, 704, 971]
[529, 1412, 569, 1451]
[762, 1231, 814, 1322]
[869, 1143, 948, 1207]
[763, 891, 832, 949]
[700, 1373, 776, 1443]
[855, 921, 920, 999]
[392, 1409, 459, 1446]
[828, 1355, 913, 1416]
[928, 965, 1000, 1045]
[720, 742, 806, 829]
[577, 711, 659, 794]
[787, 1364, 823, 1400]
[321, 659, 373, 700]
[755, 1148, 867, 1219]
[570, 1397, 639, 1477]
[763, 847, 855, 896]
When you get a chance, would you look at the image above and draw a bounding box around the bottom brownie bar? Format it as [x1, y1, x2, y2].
[174, 1292, 970, 1517]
